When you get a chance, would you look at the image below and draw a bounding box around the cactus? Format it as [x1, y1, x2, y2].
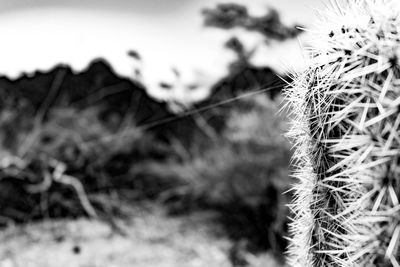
[284, 1, 400, 266]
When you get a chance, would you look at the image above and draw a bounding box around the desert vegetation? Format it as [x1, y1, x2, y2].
[0, 57, 292, 266]
[0, 3, 301, 267]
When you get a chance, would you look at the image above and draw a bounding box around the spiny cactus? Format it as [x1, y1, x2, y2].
[284, 1, 400, 266]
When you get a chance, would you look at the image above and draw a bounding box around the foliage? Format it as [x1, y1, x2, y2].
[133, 95, 292, 257]
[0, 59, 292, 262]
[0, 5, 294, 261]
[0, 103, 145, 221]
[202, 3, 301, 40]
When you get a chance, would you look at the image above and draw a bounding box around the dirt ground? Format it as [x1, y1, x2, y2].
[0, 204, 282, 267]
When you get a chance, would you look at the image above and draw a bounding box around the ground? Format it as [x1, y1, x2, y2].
[0, 203, 283, 267]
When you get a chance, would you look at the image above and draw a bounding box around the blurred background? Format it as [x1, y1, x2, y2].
[0, 1, 325, 266]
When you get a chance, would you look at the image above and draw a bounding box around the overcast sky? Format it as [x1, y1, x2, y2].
[0, 0, 323, 22]
[0, 0, 326, 79]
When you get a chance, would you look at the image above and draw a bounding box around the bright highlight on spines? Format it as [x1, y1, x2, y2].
[284, 1, 400, 266]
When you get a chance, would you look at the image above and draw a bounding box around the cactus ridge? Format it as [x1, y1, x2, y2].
[284, 1, 400, 266]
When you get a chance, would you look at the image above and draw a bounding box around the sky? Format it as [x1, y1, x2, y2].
[0, 0, 327, 91]
[0, 0, 323, 19]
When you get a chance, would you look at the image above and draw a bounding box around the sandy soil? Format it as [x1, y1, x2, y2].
[0, 204, 282, 267]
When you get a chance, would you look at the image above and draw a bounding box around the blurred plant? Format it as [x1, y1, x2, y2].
[0, 43, 291, 265]
[202, 3, 301, 41]
[0, 104, 145, 223]
[225, 94, 288, 146]
[202, 3, 249, 30]
[224, 36, 257, 74]
[284, 1, 400, 266]
[132, 94, 292, 257]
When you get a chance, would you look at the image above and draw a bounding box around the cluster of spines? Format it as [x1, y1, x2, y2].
[284, 1, 400, 266]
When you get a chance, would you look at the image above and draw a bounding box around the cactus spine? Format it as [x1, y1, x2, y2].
[284, 1, 400, 266]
